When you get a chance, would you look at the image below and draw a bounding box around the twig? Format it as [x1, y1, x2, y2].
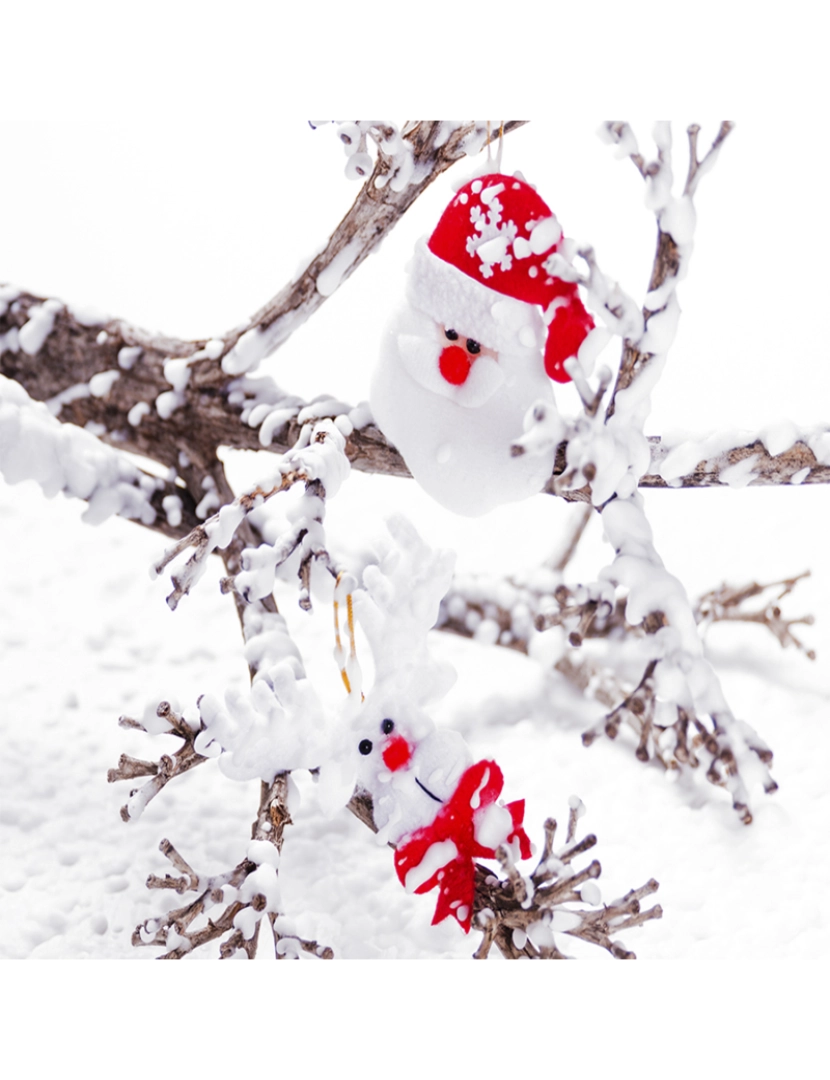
[132, 775, 333, 959]
[108, 702, 207, 822]
[685, 122, 735, 197]
[696, 571, 816, 659]
[604, 120, 735, 422]
[153, 473, 303, 610]
[471, 802, 661, 959]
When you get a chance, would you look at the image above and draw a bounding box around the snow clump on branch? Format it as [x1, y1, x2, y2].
[0, 373, 159, 525]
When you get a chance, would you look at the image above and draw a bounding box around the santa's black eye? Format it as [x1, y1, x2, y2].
[381, 719, 395, 735]
[466, 339, 481, 355]
[359, 739, 373, 756]
[445, 329, 459, 341]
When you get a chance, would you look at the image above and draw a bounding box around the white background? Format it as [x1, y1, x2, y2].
[0, 0, 826, 1069]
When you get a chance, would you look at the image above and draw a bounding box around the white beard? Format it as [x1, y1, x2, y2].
[370, 302, 556, 517]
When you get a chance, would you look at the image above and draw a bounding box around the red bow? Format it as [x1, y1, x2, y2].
[394, 760, 532, 933]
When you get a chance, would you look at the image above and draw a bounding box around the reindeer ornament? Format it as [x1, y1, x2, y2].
[339, 516, 532, 932]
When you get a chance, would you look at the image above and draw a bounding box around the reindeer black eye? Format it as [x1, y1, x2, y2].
[466, 339, 481, 354]
[359, 739, 373, 756]
[381, 719, 395, 735]
[445, 329, 459, 341]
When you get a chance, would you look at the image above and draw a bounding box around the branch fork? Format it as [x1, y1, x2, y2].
[108, 702, 207, 822]
[471, 802, 662, 960]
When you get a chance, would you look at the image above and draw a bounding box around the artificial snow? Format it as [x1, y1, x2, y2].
[117, 346, 142, 371]
[580, 881, 601, 906]
[528, 216, 562, 255]
[0, 327, 19, 354]
[155, 390, 184, 420]
[0, 374, 158, 525]
[658, 430, 752, 484]
[760, 421, 800, 458]
[88, 370, 120, 398]
[46, 382, 91, 416]
[719, 454, 760, 489]
[203, 338, 225, 360]
[194, 476, 219, 519]
[474, 802, 513, 849]
[18, 299, 63, 355]
[404, 840, 458, 893]
[67, 303, 110, 327]
[222, 327, 265, 376]
[196, 662, 334, 782]
[161, 494, 182, 527]
[127, 402, 151, 427]
[163, 358, 191, 393]
[315, 240, 361, 298]
[0, 285, 20, 317]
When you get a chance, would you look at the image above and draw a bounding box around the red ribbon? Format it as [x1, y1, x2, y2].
[394, 759, 532, 933]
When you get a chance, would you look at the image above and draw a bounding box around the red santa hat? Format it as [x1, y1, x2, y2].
[407, 172, 594, 383]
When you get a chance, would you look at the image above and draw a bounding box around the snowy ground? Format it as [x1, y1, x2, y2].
[2, 471, 828, 961]
[2, 117, 829, 962]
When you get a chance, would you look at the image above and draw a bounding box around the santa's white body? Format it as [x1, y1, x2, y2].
[371, 240, 556, 517]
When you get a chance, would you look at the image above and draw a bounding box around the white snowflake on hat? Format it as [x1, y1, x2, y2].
[371, 172, 595, 516]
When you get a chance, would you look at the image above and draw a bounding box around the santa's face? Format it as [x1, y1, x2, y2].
[394, 305, 508, 409]
[435, 324, 498, 385]
[370, 299, 556, 516]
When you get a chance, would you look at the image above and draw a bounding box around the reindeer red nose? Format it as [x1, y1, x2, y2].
[382, 734, 413, 772]
[438, 346, 471, 386]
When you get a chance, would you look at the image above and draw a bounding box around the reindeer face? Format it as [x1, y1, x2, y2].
[355, 707, 473, 843]
[358, 717, 414, 773]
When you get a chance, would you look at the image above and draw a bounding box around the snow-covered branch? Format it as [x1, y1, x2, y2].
[0, 123, 525, 422]
[439, 564, 814, 662]
[697, 571, 816, 660]
[642, 430, 830, 489]
[0, 373, 200, 537]
[437, 549, 813, 820]
[4, 290, 830, 556]
[108, 702, 208, 822]
[6, 118, 825, 959]
[133, 777, 333, 959]
[600, 121, 735, 420]
[472, 800, 662, 959]
[516, 122, 783, 823]
[154, 417, 349, 610]
[222, 122, 527, 378]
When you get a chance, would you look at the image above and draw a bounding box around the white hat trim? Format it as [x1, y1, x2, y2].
[406, 239, 545, 358]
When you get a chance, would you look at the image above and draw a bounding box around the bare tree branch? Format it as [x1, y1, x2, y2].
[603, 121, 735, 421]
[697, 571, 816, 659]
[437, 564, 813, 819]
[346, 789, 661, 959]
[0, 124, 525, 469]
[133, 774, 333, 959]
[685, 122, 735, 196]
[108, 702, 208, 822]
[471, 804, 662, 959]
[642, 434, 830, 490]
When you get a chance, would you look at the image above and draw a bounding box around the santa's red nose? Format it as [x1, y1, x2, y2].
[382, 734, 412, 772]
[438, 346, 471, 386]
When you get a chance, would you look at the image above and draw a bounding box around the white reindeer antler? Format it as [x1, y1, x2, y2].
[354, 515, 457, 706]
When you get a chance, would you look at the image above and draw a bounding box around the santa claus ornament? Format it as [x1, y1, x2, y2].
[371, 172, 594, 516]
